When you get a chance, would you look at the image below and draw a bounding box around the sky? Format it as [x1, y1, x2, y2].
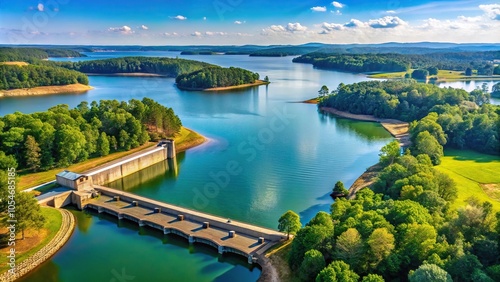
[0, 0, 499, 45]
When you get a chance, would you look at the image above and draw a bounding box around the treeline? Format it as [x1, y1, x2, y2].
[0, 98, 181, 171]
[0, 47, 84, 62]
[48, 57, 213, 77]
[319, 80, 499, 155]
[287, 140, 500, 281]
[293, 51, 499, 74]
[0, 64, 89, 90]
[175, 66, 260, 89]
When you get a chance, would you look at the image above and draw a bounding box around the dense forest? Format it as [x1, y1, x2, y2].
[175, 66, 260, 89]
[318, 80, 498, 155]
[288, 150, 500, 281]
[48, 57, 213, 77]
[0, 47, 84, 62]
[293, 51, 499, 74]
[0, 64, 89, 90]
[0, 98, 181, 171]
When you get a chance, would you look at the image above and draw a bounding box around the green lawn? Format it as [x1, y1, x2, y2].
[0, 207, 62, 274]
[435, 149, 500, 211]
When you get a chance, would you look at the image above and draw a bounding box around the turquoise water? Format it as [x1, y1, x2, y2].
[9, 53, 394, 281]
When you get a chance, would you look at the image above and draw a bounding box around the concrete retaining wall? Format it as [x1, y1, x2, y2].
[90, 147, 167, 186]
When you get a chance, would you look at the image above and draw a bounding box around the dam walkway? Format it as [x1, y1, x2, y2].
[86, 185, 286, 263]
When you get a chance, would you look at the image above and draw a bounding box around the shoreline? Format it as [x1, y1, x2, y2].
[177, 80, 270, 92]
[320, 107, 411, 199]
[0, 84, 93, 97]
[173, 127, 207, 153]
[0, 208, 75, 281]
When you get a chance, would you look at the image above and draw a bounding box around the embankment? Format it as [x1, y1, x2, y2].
[178, 80, 270, 92]
[0, 84, 93, 97]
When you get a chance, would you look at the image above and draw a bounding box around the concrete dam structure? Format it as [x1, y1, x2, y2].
[41, 139, 286, 265]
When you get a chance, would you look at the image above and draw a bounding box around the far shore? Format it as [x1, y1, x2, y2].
[0, 83, 93, 97]
[178, 80, 270, 92]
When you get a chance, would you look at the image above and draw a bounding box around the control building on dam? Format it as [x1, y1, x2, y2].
[38, 140, 287, 265]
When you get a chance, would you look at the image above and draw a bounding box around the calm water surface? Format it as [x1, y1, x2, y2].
[3, 52, 485, 281]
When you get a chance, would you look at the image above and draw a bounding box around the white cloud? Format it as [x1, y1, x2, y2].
[311, 6, 327, 12]
[386, 10, 397, 14]
[205, 31, 227, 36]
[320, 22, 345, 33]
[332, 1, 344, 9]
[191, 31, 202, 36]
[286, 22, 307, 32]
[368, 16, 407, 28]
[344, 19, 367, 28]
[141, 25, 148, 30]
[234, 20, 245, 24]
[108, 26, 134, 34]
[173, 15, 187, 20]
[37, 3, 44, 11]
[479, 4, 500, 20]
[331, 10, 342, 15]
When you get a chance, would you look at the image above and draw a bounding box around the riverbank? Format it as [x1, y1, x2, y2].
[320, 107, 410, 198]
[367, 70, 500, 81]
[0, 83, 93, 97]
[0, 208, 75, 281]
[178, 80, 270, 92]
[173, 127, 207, 153]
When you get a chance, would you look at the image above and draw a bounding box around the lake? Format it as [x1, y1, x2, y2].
[2, 52, 491, 281]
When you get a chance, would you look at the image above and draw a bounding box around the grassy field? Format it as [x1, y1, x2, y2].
[435, 149, 500, 211]
[368, 69, 500, 81]
[0, 207, 62, 274]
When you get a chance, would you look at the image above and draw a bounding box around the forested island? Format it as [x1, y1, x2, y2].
[276, 80, 500, 281]
[0, 47, 84, 62]
[293, 51, 499, 75]
[47, 56, 213, 77]
[175, 66, 266, 90]
[0, 98, 181, 171]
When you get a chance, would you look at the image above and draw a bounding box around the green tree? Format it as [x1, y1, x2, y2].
[492, 82, 500, 97]
[6, 192, 46, 239]
[427, 67, 439, 76]
[299, 249, 326, 281]
[362, 274, 385, 282]
[446, 254, 483, 282]
[316, 261, 359, 282]
[307, 211, 334, 230]
[96, 132, 110, 156]
[409, 264, 452, 282]
[24, 135, 41, 171]
[319, 85, 330, 97]
[335, 228, 364, 270]
[332, 181, 348, 196]
[278, 210, 301, 239]
[379, 140, 401, 165]
[465, 67, 473, 76]
[412, 69, 429, 80]
[264, 75, 269, 82]
[367, 228, 395, 269]
[413, 131, 443, 165]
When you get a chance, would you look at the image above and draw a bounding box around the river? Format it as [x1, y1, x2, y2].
[1, 52, 494, 281]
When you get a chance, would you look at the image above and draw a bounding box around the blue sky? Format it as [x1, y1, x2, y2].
[0, 0, 499, 45]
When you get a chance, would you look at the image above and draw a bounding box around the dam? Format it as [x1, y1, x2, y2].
[39, 140, 286, 265]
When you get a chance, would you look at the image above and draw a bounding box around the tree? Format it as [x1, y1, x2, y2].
[446, 254, 483, 282]
[332, 181, 348, 197]
[25, 135, 41, 171]
[367, 228, 395, 268]
[316, 261, 359, 282]
[465, 67, 473, 76]
[427, 66, 439, 76]
[335, 228, 364, 270]
[409, 264, 452, 282]
[264, 75, 269, 82]
[278, 210, 301, 239]
[362, 274, 385, 282]
[96, 132, 110, 156]
[492, 82, 500, 97]
[307, 211, 334, 230]
[412, 69, 429, 80]
[6, 192, 46, 240]
[379, 140, 401, 165]
[319, 85, 330, 97]
[299, 249, 326, 281]
[413, 131, 443, 165]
